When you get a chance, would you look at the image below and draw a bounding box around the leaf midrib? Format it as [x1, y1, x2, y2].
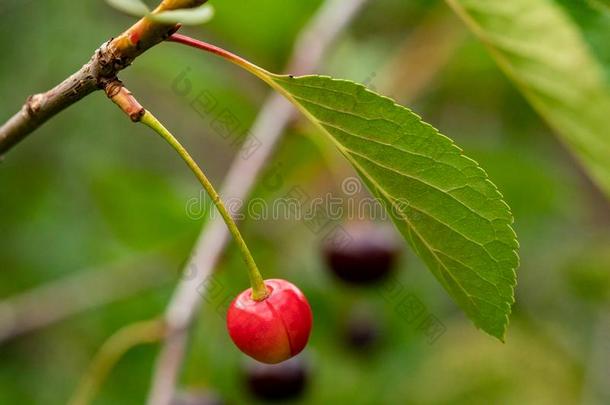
[272, 78, 483, 309]
[270, 75, 515, 337]
[345, 150, 481, 310]
[284, 85, 514, 259]
[282, 83, 510, 221]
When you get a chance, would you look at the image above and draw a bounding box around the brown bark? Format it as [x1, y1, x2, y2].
[0, 0, 207, 156]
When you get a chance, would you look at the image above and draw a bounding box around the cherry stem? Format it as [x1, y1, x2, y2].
[140, 111, 269, 301]
[168, 33, 273, 84]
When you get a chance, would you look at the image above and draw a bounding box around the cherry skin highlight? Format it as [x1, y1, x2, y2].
[227, 279, 313, 364]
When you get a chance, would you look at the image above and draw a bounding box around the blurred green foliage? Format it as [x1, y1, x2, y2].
[1, 0, 609, 404]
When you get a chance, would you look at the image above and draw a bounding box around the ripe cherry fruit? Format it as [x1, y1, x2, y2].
[227, 279, 313, 364]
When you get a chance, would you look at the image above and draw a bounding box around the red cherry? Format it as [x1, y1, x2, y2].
[227, 279, 313, 364]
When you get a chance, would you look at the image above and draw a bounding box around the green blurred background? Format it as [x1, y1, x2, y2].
[1, 0, 610, 403]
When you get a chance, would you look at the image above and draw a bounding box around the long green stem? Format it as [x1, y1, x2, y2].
[140, 111, 268, 301]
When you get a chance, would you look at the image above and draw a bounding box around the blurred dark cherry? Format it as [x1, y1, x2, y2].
[244, 355, 309, 401]
[323, 222, 400, 285]
[344, 306, 382, 351]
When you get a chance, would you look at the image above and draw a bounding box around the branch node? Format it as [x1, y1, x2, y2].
[104, 80, 145, 122]
[0, 0, 207, 155]
[24, 94, 43, 117]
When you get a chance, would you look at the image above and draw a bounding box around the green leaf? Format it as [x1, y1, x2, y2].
[176, 36, 519, 338]
[446, 0, 610, 198]
[150, 4, 214, 26]
[268, 74, 518, 339]
[105, 0, 150, 17]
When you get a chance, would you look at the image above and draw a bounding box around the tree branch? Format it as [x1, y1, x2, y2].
[146, 1, 371, 403]
[0, 0, 207, 156]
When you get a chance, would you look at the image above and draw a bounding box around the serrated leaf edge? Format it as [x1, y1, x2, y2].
[269, 74, 519, 340]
